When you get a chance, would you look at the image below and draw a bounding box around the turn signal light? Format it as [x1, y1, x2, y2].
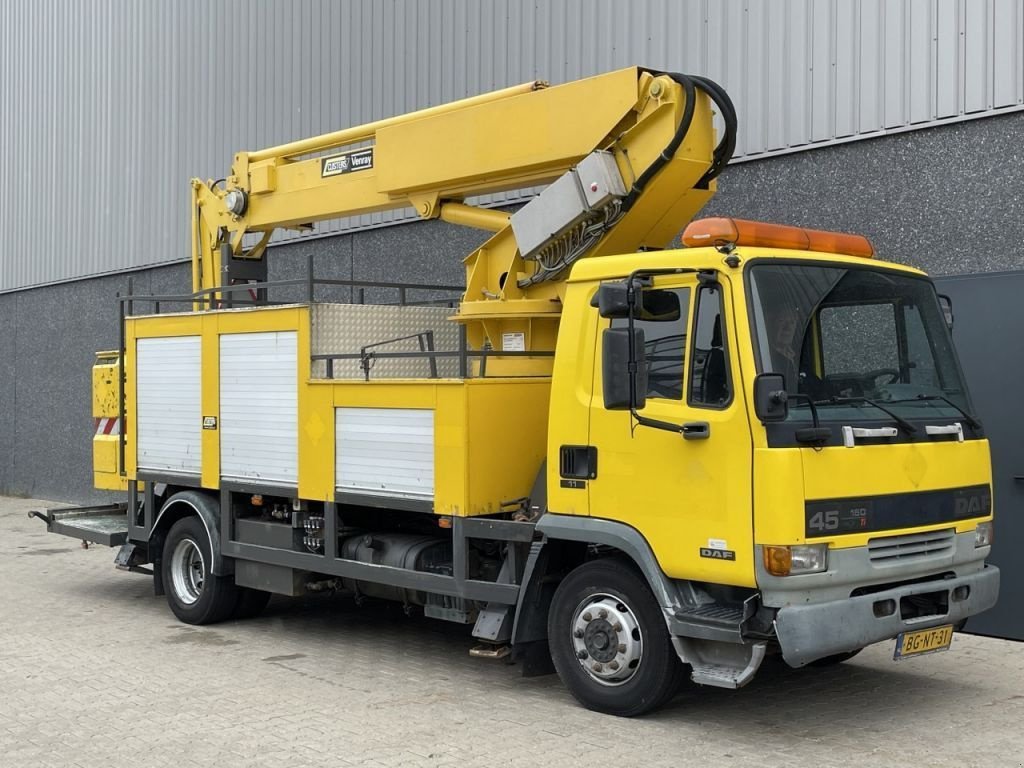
[763, 545, 793, 577]
[682, 217, 875, 258]
[763, 544, 829, 576]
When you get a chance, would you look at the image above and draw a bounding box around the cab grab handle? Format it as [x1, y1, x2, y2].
[682, 422, 710, 440]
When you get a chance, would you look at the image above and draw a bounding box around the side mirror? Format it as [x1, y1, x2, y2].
[595, 283, 630, 319]
[603, 327, 647, 410]
[593, 283, 681, 322]
[753, 373, 789, 422]
[938, 294, 954, 331]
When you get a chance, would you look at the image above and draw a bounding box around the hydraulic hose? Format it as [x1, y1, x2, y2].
[690, 74, 738, 188]
[620, 72, 697, 212]
[623, 69, 738, 211]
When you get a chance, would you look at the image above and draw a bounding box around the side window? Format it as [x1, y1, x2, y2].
[903, 304, 939, 387]
[611, 287, 691, 400]
[819, 303, 899, 376]
[688, 286, 731, 407]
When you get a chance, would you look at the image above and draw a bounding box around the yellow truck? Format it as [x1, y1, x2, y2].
[34, 67, 998, 716]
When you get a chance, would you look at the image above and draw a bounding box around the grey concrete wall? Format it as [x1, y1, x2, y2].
[700, 111, 1024, 276]
[1, 112, 1021, 503]
[0, 264, 191, 503]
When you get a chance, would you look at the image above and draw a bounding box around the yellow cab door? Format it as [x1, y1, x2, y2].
[586, 272, 755, 587]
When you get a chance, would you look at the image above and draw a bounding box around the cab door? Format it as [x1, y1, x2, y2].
[586, 274, 755, 587]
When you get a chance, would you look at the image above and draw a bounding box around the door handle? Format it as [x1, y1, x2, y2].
[682, 421, 710, 440]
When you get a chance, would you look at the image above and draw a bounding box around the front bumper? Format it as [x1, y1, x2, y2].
[774, 565, 999, 667]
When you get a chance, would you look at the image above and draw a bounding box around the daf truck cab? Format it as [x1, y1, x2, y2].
[529, 219, 997, 709]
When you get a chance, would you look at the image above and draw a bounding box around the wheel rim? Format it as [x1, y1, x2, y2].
[570, 592, 643, 686]
[170, 537, 206, 606]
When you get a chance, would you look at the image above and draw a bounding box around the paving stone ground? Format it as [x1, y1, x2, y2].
[1, 495, 1022, 768]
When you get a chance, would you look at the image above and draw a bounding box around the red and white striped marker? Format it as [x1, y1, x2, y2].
[94, 417, 120, 436]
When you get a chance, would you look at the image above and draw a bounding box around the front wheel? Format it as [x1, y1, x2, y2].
[548, 559, 684, 717]
[162, 516, 238, 625]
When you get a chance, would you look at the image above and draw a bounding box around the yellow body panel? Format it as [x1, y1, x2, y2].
[552, 270, 756, 586]
[91, 351, 124, 489]
[752, 441, 993, 548]
[119, 306, 549, 517]
[375, 68, 640, 197]
[91, 352, 119, 418]
[92, 437, 123, 490]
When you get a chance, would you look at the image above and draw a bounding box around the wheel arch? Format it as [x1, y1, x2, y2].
[150, 490, 228, 578]
[511, 514, 684, 648]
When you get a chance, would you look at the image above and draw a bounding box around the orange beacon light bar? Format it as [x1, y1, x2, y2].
[681, 217, 876, 259]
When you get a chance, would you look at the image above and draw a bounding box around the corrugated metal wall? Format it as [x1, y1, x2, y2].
[2, 0, 1022, 292]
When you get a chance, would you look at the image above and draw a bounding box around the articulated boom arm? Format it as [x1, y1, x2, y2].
[192, 66, 735, 363]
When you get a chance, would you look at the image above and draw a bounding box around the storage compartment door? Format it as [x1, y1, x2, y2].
[336, 407, 434, 501]
[220, 331, 298, 485]
[137, 336, 202, 475]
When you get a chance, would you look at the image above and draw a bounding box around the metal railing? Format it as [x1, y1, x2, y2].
[111, 254, 554, 473]
[312, 332, 554, 382]
[118, 254, 464, 315]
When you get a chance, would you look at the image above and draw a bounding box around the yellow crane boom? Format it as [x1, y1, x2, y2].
[191, 66, 735, 368]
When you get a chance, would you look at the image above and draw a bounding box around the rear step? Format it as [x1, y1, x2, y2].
[29, 503, 130, 547]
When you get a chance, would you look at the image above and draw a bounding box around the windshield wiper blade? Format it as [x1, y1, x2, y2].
[812, 396, 917, 434]
[889, 394, 982, 430]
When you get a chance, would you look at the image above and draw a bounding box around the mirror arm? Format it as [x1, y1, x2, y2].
[631, 410, 688, 436]
[626, 281, 638, 407]
[786, 392, 821, 428]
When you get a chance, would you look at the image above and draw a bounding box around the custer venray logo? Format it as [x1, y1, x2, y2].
[324, 156, 349, 174]
[321, 148, 374, 177]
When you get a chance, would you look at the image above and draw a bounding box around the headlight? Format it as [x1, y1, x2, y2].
[974, 521, 994, 548]
[763, 544, 829, 576]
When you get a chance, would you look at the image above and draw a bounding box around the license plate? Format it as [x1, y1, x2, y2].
[893, 624, 954, 660]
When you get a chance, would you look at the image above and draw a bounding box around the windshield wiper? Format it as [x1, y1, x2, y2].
[889, 394, 982, 430]
[812, 396, 917, 434]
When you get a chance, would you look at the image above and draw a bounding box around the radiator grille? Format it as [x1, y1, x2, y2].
[868, 528, 955, 564]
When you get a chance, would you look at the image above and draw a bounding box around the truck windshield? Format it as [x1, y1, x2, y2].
[748, 263, 971, 424]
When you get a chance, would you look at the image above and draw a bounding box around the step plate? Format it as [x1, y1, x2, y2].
[44, 504, 129, 547]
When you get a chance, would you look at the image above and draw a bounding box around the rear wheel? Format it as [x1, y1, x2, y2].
[162, 516, 238, 625]
[548, 559, 684, 717]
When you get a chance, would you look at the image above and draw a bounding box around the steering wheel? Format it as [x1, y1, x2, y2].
[864, 368, 900, 387]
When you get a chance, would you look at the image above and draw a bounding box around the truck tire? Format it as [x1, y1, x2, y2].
[162, 516, 238, 625]
[548, 559, 684, 717]
[233, 587, 272, 620]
